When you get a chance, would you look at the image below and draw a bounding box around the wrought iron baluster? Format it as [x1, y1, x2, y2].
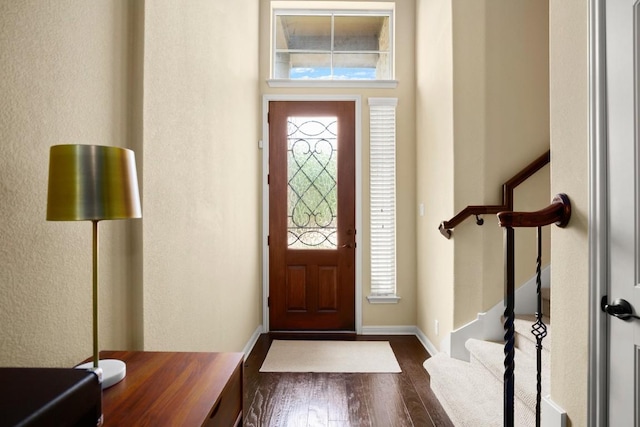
[503, 226, 515, 427]
[532, 226, 548, 427]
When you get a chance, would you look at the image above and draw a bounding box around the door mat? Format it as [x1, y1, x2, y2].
[259, 340, 402, 373]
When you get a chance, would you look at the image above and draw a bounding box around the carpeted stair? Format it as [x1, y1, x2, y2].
[424, 314, 552, 426]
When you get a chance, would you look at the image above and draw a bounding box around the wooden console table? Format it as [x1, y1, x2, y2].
[99, 351, 243, 426]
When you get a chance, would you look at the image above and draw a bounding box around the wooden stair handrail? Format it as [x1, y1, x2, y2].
[497, 193, 571, 229]
[439, 150, 550, 238]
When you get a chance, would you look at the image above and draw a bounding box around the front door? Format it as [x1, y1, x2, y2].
[605, 1, 640, 424]
[268, 101, 356, 331]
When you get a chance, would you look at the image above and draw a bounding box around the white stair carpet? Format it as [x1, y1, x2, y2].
[424, 316, 551, 426]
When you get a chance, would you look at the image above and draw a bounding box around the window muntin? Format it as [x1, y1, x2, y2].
[272, 10, 393, 81]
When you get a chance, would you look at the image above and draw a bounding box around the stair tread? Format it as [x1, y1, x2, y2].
[424, 352, 536, 426]
[465, 338, 550, 412]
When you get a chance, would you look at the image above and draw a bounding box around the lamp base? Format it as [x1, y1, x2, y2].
[76, 359, 126, 389]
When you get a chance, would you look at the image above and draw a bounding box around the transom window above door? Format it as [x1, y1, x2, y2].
[270, 2, 395, 86]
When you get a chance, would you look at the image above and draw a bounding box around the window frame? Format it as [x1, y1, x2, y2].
[269, 6, 397, 88]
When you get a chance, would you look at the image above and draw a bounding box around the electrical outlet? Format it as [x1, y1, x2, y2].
[435, 319, 439, 336]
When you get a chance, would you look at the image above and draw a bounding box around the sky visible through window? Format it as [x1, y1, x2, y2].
[290, 67, 376, 80]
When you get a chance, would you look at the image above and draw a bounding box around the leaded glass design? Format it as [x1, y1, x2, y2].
[287, 116, 338, 249]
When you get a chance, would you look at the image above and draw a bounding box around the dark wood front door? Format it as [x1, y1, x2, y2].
[269, 101, 356, 331]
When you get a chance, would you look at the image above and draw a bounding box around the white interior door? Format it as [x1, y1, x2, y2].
[605, 1, 640, 425]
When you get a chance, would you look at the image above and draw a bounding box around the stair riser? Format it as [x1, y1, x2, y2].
[513, 315, 552, 354]
[469, 352, 547, 413]
[515, 332, 551, 358]
[428, 364, 537, 426]
[430, 369, 537, 427]
[430, 379, 501, 427]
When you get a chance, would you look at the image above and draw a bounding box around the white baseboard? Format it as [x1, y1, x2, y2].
[328, 325, 442, 358]
[414, 327, 439, 357]
[448, 310, 504, 362]
[361, 325, 418, 335]
[242, 325, 264, 360]
[541, 395, 567, 427]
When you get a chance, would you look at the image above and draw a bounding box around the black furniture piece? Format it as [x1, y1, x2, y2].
[0, 367, 102, 426]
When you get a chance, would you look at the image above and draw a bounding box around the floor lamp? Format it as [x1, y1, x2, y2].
[46, 144, 141, 388]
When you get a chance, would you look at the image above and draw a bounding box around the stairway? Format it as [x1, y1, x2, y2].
[424, 304, 551, 426]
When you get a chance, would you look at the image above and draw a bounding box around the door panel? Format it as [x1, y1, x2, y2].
[318, 266, 338, 311]
[606, 0, 640, 424]
[286, 266, 307, 310]
[269, 101, 356, 331]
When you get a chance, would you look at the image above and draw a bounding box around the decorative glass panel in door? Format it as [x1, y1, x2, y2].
[287, 117, 338, 249]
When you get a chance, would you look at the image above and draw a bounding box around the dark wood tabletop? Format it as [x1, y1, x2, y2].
[99, 351, 243, 426]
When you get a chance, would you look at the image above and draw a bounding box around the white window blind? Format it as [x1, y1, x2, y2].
[369, 98, 398, 299]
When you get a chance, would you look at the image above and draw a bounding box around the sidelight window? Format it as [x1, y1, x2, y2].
[368, 98, 399, 302]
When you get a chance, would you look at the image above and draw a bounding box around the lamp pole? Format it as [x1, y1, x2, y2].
[92, 220, 99, 369]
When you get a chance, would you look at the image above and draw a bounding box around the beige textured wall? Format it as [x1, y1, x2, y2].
[415, 0, 455, 346]
[259, 0, 418, 327]
[478, 0, 550, 317]
[0, 1, 139, 367]
[142, 0, 261, 352]
[450, 0, 487, 330]
[0, 0, 262, 367]
[416, 0, 550, 347]
[452, 0, 550, 329]
[549, 0, 589, 424]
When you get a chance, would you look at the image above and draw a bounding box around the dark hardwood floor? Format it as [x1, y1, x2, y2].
[243, 334, 453, 427]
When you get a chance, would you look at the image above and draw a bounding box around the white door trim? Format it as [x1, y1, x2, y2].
[261, 94, 363, 334]
[588, 0, 609, 425]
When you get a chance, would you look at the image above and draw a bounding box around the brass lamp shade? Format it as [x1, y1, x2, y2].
[47, 145, 141, 221]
